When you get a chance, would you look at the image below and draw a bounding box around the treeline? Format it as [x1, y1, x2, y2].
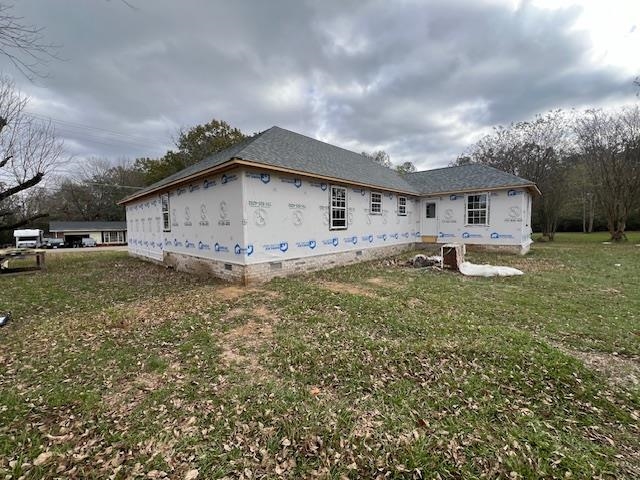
[454, 107, 640, 241]
[12, 108, 640, 244]
[24, 120, 248, 233]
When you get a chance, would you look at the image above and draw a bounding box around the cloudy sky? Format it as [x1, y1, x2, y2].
[4, 0, 640, 171]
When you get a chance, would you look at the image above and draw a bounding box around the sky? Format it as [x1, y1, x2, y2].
[3, 0, 639, 172]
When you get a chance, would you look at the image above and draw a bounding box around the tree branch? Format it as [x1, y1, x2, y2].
[0, 211, 47, 232]
[0, 171, 44, 202]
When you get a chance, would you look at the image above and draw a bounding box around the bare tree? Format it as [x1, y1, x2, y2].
[0, 2, 58, 80]
[0, 76, 64, 231]
[574, 107, 640, 241]
[454, 111, 572, 240]
[42, 157, 144, 222]
[395, 161, 416, 174]
[362, 150, 392, 168]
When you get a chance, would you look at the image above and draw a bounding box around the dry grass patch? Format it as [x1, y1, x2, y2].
[319, 281, 377, 298]
[217, 285, 247, 300]
[99, 284, 251, 330]
[555, 344, 640, 390]
[219, 305, 278, 378]
[504, 256, 567, 273]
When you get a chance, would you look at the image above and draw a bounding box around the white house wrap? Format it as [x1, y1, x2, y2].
[120, 126, 539, 284]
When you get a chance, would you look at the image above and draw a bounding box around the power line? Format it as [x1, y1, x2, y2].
[22, 112, 173, 152]
[24, 111, 171, 144]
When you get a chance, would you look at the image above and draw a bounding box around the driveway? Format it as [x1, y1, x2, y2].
[46, 245, 129, 254]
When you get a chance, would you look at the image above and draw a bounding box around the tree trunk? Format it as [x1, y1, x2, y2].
[582, 193, 586, 233]
[609, 218, 627, 242]
[587, 196, 595, 233]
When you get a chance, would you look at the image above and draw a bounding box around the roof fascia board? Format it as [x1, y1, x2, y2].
[421, 183, 541, 197]
[117, 159, 239, 205]
[119, 158, 421, 205]
[233, 159, 420, 196]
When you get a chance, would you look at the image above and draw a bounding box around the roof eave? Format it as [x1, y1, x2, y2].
[117, 158, 239, 205]
[421, 183, 541, 197]
[118, 157, 421, 205]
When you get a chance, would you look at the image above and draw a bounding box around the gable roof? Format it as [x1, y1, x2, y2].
[49, 221, 127, 232]
[405, 164, 537, 195]
[121, 126, 418, 203]
[120, 126, 537, 204]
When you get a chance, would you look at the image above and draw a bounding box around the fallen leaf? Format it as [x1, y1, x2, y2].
[185, 469, 199, 480]
[34, 451, 53, 466]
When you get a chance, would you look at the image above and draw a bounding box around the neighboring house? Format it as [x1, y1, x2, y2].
[49, 221, 128, 246]
[119, 126, 538, 284]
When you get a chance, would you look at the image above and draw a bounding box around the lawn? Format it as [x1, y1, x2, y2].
[1, 233, 639, 479]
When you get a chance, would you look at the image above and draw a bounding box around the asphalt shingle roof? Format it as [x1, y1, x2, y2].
[49, 221, 127, 232]
[405, 164, 535, 195]
[121, 126, 536, 202]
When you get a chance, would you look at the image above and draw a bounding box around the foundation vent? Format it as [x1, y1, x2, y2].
[224, 263, 233, 271]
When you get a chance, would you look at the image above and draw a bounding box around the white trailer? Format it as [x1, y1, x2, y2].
[13, 229, 44, 248]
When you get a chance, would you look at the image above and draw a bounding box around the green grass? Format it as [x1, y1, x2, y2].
[0, 235, 639, 479]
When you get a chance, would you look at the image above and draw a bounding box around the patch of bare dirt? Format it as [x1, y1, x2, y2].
[219, 306, 278, 379]
[366, 277, 386, 286]
[320, 281, 377, 297]
[104, 371, 167, 416]
[99, 284, 254, 330]
[217, 285, 247, 300]
[553, 343, 640, 390]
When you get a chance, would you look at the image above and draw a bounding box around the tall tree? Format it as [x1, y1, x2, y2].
[0, 2, 58, 79]
[0, 76, 64, 232]
[574, 107, 640, 241]
[136, 119, 246, 185]
[454, 111, 571, 240]
[42, 158, 144, 222]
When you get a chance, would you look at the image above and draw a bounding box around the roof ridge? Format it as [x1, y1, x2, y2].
[407, 164, 480, 175]
[265, 126, 377, 161]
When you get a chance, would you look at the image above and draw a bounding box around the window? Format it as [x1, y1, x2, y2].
[425, 202, 436, 219]
[397, 196, 407, 216]
[161, 193, 171, 231]
[330, 185, 347, 230]
[103, 231, 125, 243]
[466, 194, 488, 225]
[370, 192, 382, 215]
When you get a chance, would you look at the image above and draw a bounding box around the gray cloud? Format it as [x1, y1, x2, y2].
[3, 0, 637, 170]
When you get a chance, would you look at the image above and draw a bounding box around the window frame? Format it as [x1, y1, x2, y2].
[370, 191, 382, 215]
[397, 196, 407, 216]
[161, 193, 171, 232]
[329, 185, 348, 230]
[465, 193, 489, 226]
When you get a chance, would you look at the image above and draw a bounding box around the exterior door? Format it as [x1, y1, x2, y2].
[423, 200, 438, 237]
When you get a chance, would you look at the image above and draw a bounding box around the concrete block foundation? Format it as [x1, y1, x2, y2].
[154, 244, 413, 285]
[131, 241, 530, 284]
